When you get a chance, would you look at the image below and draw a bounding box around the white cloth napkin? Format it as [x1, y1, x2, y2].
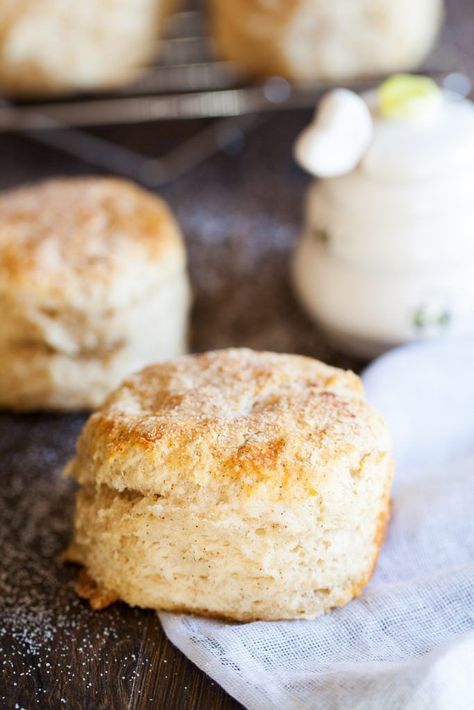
[159, 337, 474, 709]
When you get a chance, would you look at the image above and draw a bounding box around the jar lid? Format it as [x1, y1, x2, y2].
[294, 76, 474, 183]
[361, 91, 474, 182]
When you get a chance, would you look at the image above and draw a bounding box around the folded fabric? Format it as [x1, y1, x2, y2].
[160, 336, 474, 710]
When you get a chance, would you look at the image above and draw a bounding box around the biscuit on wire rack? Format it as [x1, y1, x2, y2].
[0, 0, 178, 95]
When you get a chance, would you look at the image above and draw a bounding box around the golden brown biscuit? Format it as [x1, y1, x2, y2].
[0, 176, 190, 410]
[67, 348, 393, 621]
[208, 0, 443, 83]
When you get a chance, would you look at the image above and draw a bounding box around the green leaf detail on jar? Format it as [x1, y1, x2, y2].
[413, 305, 452, 332]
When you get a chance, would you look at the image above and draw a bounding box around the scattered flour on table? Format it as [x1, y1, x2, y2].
[0, 414, 156, 707]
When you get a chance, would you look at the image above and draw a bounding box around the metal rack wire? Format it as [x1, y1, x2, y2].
[0, 4, 470, 186]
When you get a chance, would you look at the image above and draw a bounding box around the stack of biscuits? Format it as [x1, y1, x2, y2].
[0, 126, 394, 623]
[0, 177, 190, 410]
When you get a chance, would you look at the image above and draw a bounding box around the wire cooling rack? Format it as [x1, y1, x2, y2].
[0, 3, 471, 185]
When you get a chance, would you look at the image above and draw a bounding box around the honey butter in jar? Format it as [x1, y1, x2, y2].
[293, 75, 474, 357]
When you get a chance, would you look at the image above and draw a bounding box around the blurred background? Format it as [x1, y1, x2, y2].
[1, 0, 472, 372]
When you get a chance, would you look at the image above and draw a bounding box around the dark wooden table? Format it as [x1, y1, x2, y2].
[0, 1, 472, 706]
[0, 112, 362, 710]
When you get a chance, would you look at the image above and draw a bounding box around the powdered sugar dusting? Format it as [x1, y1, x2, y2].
[0, 413, 161, 707]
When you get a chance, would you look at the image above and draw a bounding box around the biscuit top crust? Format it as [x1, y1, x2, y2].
[0, 177, 185, 304]
[69, 349, 392, 499]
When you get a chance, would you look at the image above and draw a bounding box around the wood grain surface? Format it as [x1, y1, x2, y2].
[0, 1, 471, 707]
[0, 113, 358, 710]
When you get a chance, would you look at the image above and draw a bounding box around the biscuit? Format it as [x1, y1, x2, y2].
[0, 0, 177, 94]
[66, 348, 393, 621]
[0, 176, 190, 410]
[208, 0, 442, 83]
